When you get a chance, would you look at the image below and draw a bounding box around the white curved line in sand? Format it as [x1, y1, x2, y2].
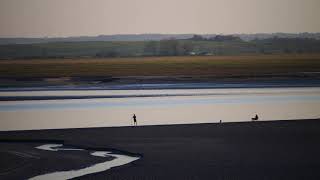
[36, 144, 84, 151]
[29, 144, 139, 180]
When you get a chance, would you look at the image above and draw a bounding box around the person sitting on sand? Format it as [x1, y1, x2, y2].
[252, 114, 259, 121]
[133, 114, 137, 126]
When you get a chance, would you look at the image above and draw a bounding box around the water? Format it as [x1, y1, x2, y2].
[30, 144, 139, 180]
[0, 87, 320, 131]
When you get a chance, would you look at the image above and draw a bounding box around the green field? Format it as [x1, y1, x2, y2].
[0, 54, 320, 78]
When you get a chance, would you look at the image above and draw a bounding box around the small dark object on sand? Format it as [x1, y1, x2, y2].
[252, 114, 259, 121]
[219, 120, 222, 123]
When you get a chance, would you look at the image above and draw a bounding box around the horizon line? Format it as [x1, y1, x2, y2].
[1, 32, 320, 39]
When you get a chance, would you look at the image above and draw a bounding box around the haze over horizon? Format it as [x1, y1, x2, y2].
[0, 0, 320, 38]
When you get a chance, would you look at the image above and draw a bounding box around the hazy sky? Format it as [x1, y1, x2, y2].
[0, 0, 320, 37]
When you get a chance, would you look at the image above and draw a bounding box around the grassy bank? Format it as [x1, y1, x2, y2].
[0, 54, 320, 78]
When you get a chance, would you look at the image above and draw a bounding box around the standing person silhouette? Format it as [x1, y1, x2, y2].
[133, 114, 137, 126]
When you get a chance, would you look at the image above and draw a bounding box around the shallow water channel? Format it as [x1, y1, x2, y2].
[29, 144, 139, 180]
[0, 87, 320, 131]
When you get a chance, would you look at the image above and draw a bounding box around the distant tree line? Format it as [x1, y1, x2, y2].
[1, 36, 320, 59]
[142, 35, 244, 56]
[143, 40, 194, 56]
[253, 37, 320, 54]
[189, 34, 242, 42]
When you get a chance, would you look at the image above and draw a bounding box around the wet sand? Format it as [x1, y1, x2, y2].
[1, 119, 320, 179]
[1, 74, 320, 91]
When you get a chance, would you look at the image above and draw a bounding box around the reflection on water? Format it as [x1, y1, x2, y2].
[0, 87, 320, 131]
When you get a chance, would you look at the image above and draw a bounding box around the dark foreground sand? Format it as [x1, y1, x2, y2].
[1, 119, 320, 180]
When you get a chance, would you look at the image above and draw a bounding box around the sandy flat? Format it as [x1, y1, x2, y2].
[1, 119, 320, 179]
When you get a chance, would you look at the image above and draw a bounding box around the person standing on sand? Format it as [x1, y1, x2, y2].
[133, 114, 137, 126]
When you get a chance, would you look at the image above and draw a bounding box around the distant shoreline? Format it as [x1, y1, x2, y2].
[1, 74, 320, 91]
[1, 54, 320, 90]
[0, 80, 319, 101]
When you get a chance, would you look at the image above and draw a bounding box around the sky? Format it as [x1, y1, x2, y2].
[0, 0, 320, 37]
